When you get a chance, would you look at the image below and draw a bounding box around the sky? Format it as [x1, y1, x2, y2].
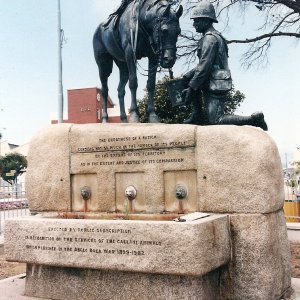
[0, 0, 299, 163]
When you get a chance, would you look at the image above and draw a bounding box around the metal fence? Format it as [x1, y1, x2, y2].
[0, 188, 29, 237]
[284, 184, 300, 223]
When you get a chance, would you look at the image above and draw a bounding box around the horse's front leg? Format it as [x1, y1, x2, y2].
[147, 57, 160, 123]
[115, 60, 129, 123]
[125, 49, 140, 123]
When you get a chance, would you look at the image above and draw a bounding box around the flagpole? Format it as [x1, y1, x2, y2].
[58, 0, 64, 123]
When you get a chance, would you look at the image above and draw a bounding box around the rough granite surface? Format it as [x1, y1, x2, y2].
[196, 125, 284, 213]
[26, 124, 72, 212]
[5, 214, 230, 277]
[25, 265, 221, 300]
[220, 209, 291, 300]
[17, 123, 291, 300]
[26, 124, 283, 214]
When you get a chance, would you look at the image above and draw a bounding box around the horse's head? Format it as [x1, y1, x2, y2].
[153, 4, 183, 69]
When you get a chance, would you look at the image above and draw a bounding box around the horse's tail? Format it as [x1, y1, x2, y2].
[93, 25, 104, 62]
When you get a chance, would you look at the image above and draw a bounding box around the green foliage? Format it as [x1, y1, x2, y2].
[223, 89, 245, 115]
[0, 153, 27, 185]
[137, 76, 245, 124]
[287, 179, 297, 188]
[294, 161, 300, 174]
[138, 77, 192, 124]
[0, 159, 3, 175]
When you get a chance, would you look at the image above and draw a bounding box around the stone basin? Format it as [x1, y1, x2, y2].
[5, 213, 230, 277]
[41, 211, 187, 221]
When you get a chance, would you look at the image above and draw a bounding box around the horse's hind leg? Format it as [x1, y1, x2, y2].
[94, 27, 113, 123]
[96, 54, 113, 123]
[114, 60, 129, 123]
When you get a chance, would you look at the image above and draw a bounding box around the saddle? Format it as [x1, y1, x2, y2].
[101, 15, 125, 57]
[103, 0, 134, 28]
[101, 0, 139, 58]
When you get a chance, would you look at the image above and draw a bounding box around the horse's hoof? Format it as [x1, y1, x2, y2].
[129, 112, 140, 123]
[121, 117, 128, 123]
[102, 117, 108, 123]
[148, 113, 160, 123]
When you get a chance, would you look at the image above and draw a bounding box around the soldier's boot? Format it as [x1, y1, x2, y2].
[218, 112, 268, 131]
[183, 101, 202, 125]
[251, 112, 268, 131]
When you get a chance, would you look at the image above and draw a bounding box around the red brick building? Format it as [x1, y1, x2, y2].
[52, 87, 126, 124]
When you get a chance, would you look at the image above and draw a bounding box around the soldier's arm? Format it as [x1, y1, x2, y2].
[188, 35, 218, 90]
[183, 68, 196, 81]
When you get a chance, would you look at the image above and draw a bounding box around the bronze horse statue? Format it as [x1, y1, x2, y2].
[93, 0, 183, 123]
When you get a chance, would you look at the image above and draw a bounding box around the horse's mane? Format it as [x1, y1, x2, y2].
[140, 0, 171, 16]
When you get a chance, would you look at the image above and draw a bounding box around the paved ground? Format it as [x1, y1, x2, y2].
[293, 278, 300, 300]
[0, 274, 41, 300]
[287, 223, 300, 241]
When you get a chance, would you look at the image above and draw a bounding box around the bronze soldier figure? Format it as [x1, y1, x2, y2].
[182, 1, 268, 130]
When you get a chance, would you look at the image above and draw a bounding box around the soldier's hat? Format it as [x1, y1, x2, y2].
[190, 1, 218, 23]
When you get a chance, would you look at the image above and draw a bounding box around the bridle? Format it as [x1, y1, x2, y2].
[130, 1, 177, 77]
[141, 17, 177, 64]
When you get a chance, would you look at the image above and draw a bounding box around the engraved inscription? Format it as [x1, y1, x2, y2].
[71, 134, 195, 172]
[75, 150, 187, 169]
[23, 225, 162, 259]
[76, 135, 190, 153]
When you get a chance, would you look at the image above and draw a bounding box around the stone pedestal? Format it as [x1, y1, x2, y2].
[4, 124, 291, 300]
[25, 266, 221, 300]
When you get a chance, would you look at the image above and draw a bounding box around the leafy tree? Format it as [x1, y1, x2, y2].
[287, 178, 297, 188]
[177, 0, 300, 67]
[137, 76, 245, 123]
[294, 161, 300, 171]
[0, 153, 27, 186]
[0, 159, 3, 175]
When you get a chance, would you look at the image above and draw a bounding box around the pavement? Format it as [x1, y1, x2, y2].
[0, 274, 37, 300]
[293, 278, 300, 300]
[0, 274, 299, 299]
[287, 223, 300, 241]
